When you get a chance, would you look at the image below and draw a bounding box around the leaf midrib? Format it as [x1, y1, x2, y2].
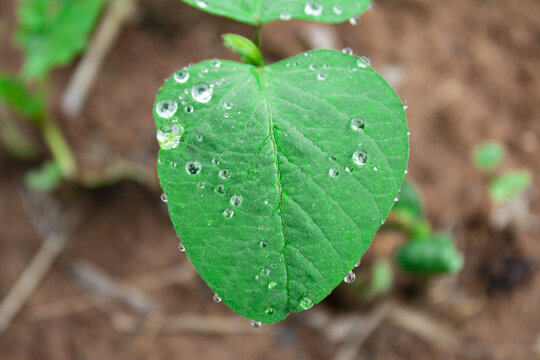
[255, 68, 290, 313]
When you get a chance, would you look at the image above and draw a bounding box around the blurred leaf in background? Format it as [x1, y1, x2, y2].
[473, 141, 505, 172]
[23, 160, 62, 191]
[396, 233, 464, 276]
[0, 74, 43, 119]
[15, 0, 107, 79]
[489, 170, 532, 204]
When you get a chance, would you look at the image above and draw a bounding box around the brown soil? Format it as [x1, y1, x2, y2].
[1, 0, 540, 359]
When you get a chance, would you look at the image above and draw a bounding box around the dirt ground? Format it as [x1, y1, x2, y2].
[1, 0, 540, 359]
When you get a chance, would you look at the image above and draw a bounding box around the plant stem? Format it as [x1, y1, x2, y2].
[41, 119, 76, 178]
[253, 25, 261, 49]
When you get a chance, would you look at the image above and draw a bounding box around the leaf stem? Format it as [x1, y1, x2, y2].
[253, 25, 261, 49]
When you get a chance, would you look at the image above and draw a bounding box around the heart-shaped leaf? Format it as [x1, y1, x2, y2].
[181, 0, 372, 25]
[154, 50, 408, 322]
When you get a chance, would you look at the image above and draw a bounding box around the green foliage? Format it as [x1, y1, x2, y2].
[154, 50, 408, 322]
[24, 160, 62, 191]
[181, 0, 372, 25]
[392, 178, 423, 221]
[489, 170, 531, 204]
[359, 259, 393, 300]
[0, 74, 43, 119]
[473, 141, 505, 172]
[222, 34, 264, 66]
[15, 0, 106, 79]
[396, 233, 463, 275]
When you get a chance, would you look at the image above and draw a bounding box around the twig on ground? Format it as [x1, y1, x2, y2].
[61, 0, 137, 117]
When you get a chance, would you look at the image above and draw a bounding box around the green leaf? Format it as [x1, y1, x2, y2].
[154, 49, 408, 322]
[15, 0, 106, 79]
[396, 233, 464, 276]
[181, 0, 373, 25]
[392, 178, 423, 221]
[489, 170, 531, 204]
[472, 141, 505, 172]
[222, 34, 264, 66]
[24, 160, 62, 191]
[359, 259, 393, 300]
[0, 74, 43, 119]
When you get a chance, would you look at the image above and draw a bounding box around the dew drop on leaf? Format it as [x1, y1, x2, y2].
[358, 56, 371, 68]
[329, 168, 339, 178]
[265, 307, 274, 315]
[342, 47, 353, 55]
[260, 241, 268, 248]
[211, 59, 221, 68]
[191, 83, 213, 103]
[223, 208, 234, 218]
[216, 184, 225, 194]
[344, 271, 356, 283]
[185, 105, 194, 113]
[195, 0, 208, 8]
[198, 181, 205, 189]
[317, 73, 327, 81]
[160, 193, 167, 203]
[351, 118, 365, 131]
[219, 169, 231, 180]
[174, 69, 189, 83]
[224, 101, 233, 110]
[156, 123, 183, 150]
[178, 243, 185, 252]
[185, 161, 201, 175]
[230, 194, 243, 206]
[299, 297, 313, 310]
[304, 2, 323, 16]
[212, 157, 220, 165]
[332, 5, 343, 15]
[349, 16, 359, 25]
[213, 294, 221, 303]
[250, 320, 262, 328]
[402, 100, 409, 110]
[353, 150, 368, 166]
[268, 281, 277, 289]
[156, 99, 177, 119]
[280, 11, 291, 20]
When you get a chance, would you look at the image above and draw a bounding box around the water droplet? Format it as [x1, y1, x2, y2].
[178, 243, 185, 252]
[323, 64, 329, 69]
[171, 162, 177, 169]
[402, 100, 409, 110]
[268, 281, 277, 289]
[185, 105, 194, 113]
[349, 16, 359, 25]
[332, 5, 343, 15]
[174, 69, 189, 83]
[329, 168, 339, 178]
[195, 0, 208, 8]
[219, 169, 230, 180]
[216, 184, 225, 194]
[317, 73, 327, 81]
[280, 11, 291, 20]
[354, 260, 361, 268]
[196, 134, 203, 142]
[260, 241, 268, 248]
[264, 307, 274, 315]
[405, 168, 410, 174]
[353, 150, 368, 166]
[212, 158, 220, 166]
[160, 193, 167, 203]
[264, 199, 270, 205]
[213, 294, 221, 303]
[230, 194, 242, 206]
[344, 271, 356, 283]
[223, 208, 234, 218]
[351, 118, 365, 131]
[250, 320, 262, 328]
[260, 268, 270, 276]
[358, 56, 371, 68]
[224, 102, 233, 110]
[299, 296, 313, 310]
[381, 219, 386, 225]
[309, 64, 318, 71]
[157, 123, 183, 150]
[211, 59, 221, 68]
[185, 161, 201, 175]
[395, 194, 400, 202]
[305, 2, 323, 16]
[329, 154, 337, 161]
[342, 47, 353, 55]
[345, 166, 353, 173]
[156, 99, 178, 119]
[198, 181, 205, 189]
[373, 166, 379, 172]
[258, 225, 264, 230]
[191, 83, 213, 103]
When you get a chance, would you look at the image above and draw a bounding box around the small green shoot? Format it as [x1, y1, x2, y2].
[473, 141, 505, 173]
[489, 170, 532, 204]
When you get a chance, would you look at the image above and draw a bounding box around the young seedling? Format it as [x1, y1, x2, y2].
[0, 0, 107, 190]
[154, 1, 409, 324]
[472, 141, 532, 205]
